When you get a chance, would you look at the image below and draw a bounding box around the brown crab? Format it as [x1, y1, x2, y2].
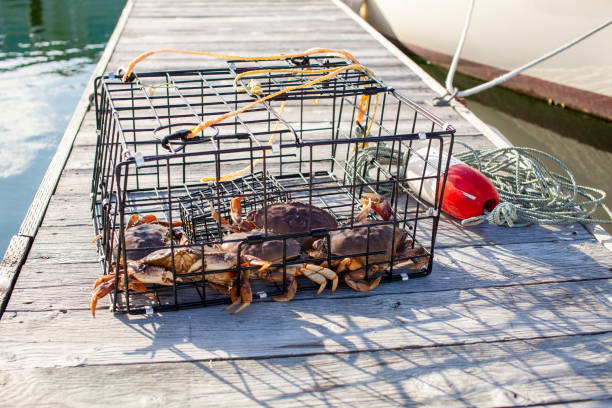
[92, 213, 185, 260]
[215, 231, 338, 314]
[91, 260, 182, 316]
[90, 243, 261, 317]
[212, 197, 338, 248]
[210, 197, 339, 313]
[308, 193, 430, 292]
[90, 213, 187, 317]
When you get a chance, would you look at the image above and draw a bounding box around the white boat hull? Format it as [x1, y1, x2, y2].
[362, 0, 612, 118]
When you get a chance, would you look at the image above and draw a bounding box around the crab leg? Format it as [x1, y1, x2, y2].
[209, 201, 243, 233]
[223, 286, 242, 312]
[245, 257, 299, 302]
[93, 273, 115, 289]
[90, 262, 183, 317]
[224, 269, 253, 314]
[126, 214, 142, 229]
[361, 193, 394, 220]
[222, 255, 261, 314]
[298, 264, 338, 295]
[336, 258, 383, 292]
[355, 198, 373, 222]
[208, 281, 231, 295]
[229, 197, 258, 231]
[394, 245, 430, 270]
[344, 268, 382, 292]
[230, 196, 245, 225]
[270, 273, 298, 302]
[91, 280, 116, 318]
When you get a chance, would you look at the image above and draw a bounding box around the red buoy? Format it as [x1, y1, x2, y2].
[406, 148, 499, 220]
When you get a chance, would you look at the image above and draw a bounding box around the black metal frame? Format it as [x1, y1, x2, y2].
[91, 55, 455, 314]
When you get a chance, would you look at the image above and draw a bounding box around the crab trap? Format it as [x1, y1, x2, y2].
[91, 54, 455, 314]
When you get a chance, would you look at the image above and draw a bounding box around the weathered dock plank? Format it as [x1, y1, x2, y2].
[0, 236, 32, 316]
[2, 279, 611, 369]
[1, 333, 610, 407]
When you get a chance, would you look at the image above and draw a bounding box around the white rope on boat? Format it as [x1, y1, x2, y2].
[445, 0, 612, 98]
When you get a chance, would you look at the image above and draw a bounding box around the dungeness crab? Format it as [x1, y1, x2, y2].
[91, 241, 265, 317]
[308, 193, 430, 292]
[210, 199, 338, 314]
[215, 231, 338, 314]
[91, 214, 187, 316]
[212, 197, 338, 248]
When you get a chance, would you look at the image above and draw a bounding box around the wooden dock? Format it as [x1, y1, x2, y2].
[1, 0, 611, 406]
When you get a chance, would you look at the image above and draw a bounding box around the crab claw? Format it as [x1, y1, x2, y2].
[355, 198, 372, 221]
[361, 193, 394, 221]
[210, 201, 243, 233]
[344, 272, 382, 292]
[298, 263, 338, 295]
[91, 279, 116, 318]
[271, 274, 297, 302]
[136, 214, 159, 226]
[224, 270, 253, 314]
[337, 259, 382, 293]
[93, 273, 115, 289]
[126, 214, 141, 229]
[229, 197, 258, 231]
[336, 257, 363, 273]
[230, 196, 246, 225]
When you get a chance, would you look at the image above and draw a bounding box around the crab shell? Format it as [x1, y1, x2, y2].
[219, 231, 302, 263]
[246, 202, 338, 248]
[313, 221, 409, 266]
[138, 246, 247, 275]
[218, 230, 339, 305]
[118, 223, 186, 261]
[123, 260, 178, 285]
[137, 246, 242, 295]
[138, 246, 204, 274]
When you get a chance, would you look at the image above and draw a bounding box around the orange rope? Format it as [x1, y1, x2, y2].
[187, 63, 374, 138]
[122, 47, 360, 82]
[121, 47, 379, 181]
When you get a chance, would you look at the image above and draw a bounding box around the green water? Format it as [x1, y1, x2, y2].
[0, 0, 125, 256]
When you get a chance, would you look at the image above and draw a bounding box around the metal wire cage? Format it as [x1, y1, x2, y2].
[91, 55, 455, 314]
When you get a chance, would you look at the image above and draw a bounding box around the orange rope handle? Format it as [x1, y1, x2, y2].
[353, 93, 379, 150]
[120, 47, 380, 182]
[356, 94, 370, 125]
[188, 63, 374, 138]
[122, 47, 360, 82]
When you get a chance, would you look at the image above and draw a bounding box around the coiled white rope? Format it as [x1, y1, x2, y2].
[445, 0, 612, 98]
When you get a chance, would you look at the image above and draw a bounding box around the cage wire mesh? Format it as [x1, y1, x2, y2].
[91, 55, 455, 314]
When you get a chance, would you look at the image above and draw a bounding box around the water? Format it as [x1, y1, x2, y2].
[0, 0, 125, 256]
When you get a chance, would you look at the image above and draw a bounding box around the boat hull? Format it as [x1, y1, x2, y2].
[363, 0, 612, 119]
